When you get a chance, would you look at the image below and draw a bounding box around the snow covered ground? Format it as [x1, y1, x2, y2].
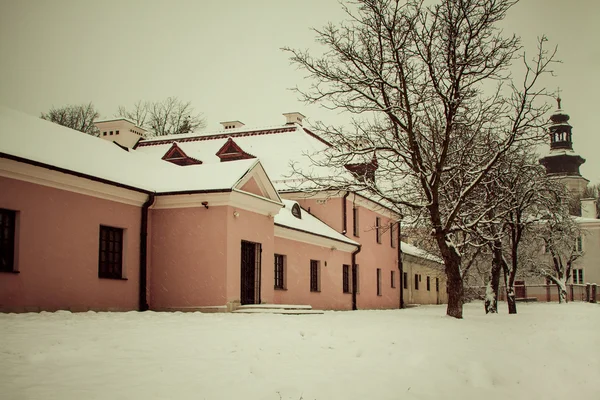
[1, 302, 598, 400]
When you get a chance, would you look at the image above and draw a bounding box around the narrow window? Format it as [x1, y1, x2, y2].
[342, 264, 350, 293]
[576, 236, 583, 252]
[0, 208, 16, 272]
[580, 269, 584, 284]
[377, 268, 382, 296]
[116, 130, 120, 135]
[426, 276, 431, 291]
[436, 277, 439, 292]
[376, 217, 381, 244]
[103, 132, 107, 136]
[414, 274, 419, 290]
[391, 270, 396, 288]
[109, 131, 113, 135]
[98, 225, 124, 279]
[353, 207, 359, 237]
[403, 272, 408, 289]
[310, 260, 320, 292]
[390, 222, 395, 248]
[274, 254, 285, 290]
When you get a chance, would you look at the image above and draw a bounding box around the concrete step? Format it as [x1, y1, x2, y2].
[233, 308, 324, 315]
[236, 304, 313, 310]
[233, 304, 323, 315]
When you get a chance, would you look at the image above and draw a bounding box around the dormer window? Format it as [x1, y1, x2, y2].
[291, 203, 302, 219]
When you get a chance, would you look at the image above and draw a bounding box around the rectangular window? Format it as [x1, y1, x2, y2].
[353, 264, 360, 294]
[343, 264, 351, 293]
[274, 254, 285, 290]
[414, 274, 419, 290]
[115, 130, 120, 135]
[436, 277, 439, 292]
[377, 268, 382, 296]
[391, 270, 396, 288]
[98, 225, 124, 279]
[579, 269, 584, 284]
[0, 208, 16, 272]
[353, 207, 359, 237]
[376, 217, 381, 244]
[310, 260, 320, 292]
[390, 222, 395, 248]
[573, 269, 584, 284]
[426, 276, 431, 291]
[576, 236, 583, 252]
[403, 272, 408, 289]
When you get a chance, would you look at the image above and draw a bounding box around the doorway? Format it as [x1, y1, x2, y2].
[240, 241, 262, 305]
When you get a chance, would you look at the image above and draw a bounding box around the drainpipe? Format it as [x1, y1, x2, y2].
[139, 193, 155, 311]
[351, 245, 362, 310]
[398, 219, 404, 309]
[342, 191, 349, 235]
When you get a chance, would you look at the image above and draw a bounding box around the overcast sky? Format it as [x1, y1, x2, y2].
[1, 0, 598, 183]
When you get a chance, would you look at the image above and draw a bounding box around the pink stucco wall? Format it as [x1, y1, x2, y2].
[296, 197, 400, 309]
[149, 204, 275, 309]
[273, 237, 354, 310]
[226, 206, 275, 304]
[149, 206, 228, 309]
[0, 176, 141, 312]
[240, 177, 264, 197]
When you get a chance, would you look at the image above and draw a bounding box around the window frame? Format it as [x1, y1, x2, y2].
[403, 272, 408, 289]
[98, 225, 125, 280]
[391, 270, 396, 288]
[375, 217, 381, 244]
[426, 276, 431, 291]
[274, 254, 286, 290]
[310, 260, 320, 292]
[390, 222, 395, 248]
[0, 208, 17, 273]
[436, 277, 440, 292]
[352, 206, 359, 237]
[342, 264, 351, 293]
[376, 268, 382, 296]
[414, 274, 419, 290]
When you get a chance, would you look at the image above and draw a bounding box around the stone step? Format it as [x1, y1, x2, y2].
[233, 308, 324, 315]
[236, 304, 313, 310]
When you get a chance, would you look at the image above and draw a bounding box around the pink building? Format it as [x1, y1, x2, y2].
[0, 107, 446, 313]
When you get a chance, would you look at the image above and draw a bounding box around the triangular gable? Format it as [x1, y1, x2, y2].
[216, 138, 256, 162]
[161, 142, 202, 166]
[234, 160, 282, 204]
[344, 153, 378, 182]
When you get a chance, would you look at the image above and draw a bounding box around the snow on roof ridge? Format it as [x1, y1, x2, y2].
[139, 123, 301, 144]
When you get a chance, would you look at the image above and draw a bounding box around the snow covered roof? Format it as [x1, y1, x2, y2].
[400, 241, 443, 264]
[0, 106, 262, 194]
[275, 199, 359, 247]
[135, 124, 332, 189]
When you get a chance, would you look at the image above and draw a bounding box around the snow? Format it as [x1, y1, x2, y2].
[135, 124, 332, 187]
[0, 106, 259, 193]
[400, 241, 443, 264]
[1, 302, 598, 400]
[275, 200, 359, 246]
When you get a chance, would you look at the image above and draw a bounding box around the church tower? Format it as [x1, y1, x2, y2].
[539, 95, 589, 194]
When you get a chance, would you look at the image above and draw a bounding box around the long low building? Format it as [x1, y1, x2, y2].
[0, 107, 446, 312]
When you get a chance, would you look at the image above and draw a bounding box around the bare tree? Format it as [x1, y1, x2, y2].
[117, 97, 206, 136]
[284, 0, 556, 318]
[40, 102, 100, 136]
[533, 208, 583, 303]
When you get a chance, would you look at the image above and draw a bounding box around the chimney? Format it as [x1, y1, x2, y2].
[581, 198, 597, 219]
[283, 112, 305, 126]
[220, 121, 245, 130]
[95, 118, 147, 149]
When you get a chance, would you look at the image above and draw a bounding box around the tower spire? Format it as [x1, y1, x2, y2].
[557, 87, 562, 109]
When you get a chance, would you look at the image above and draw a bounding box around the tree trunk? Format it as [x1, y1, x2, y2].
[557, 278, 567, 304]
[435, 235, 464, 319]
[485, 248, 502, 314]
[505, 263, 517, 314]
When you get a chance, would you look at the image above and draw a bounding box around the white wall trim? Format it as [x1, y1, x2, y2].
[0, 157, 148, 206]
[274, 225, 358, 253]
[154, 190, 283, 216]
